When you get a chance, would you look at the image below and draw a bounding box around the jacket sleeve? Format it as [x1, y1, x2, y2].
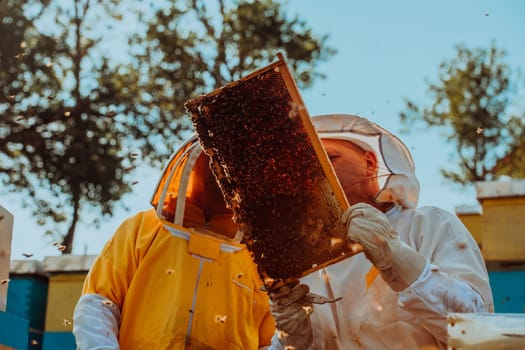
[258, 311, 277, 349]
[395, 207, 493, 345]
[73, 293, 120, 350]
[73, 211, 152, 349]
[398, 261, 486, 344]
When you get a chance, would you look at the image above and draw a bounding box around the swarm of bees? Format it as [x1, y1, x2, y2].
[185, 58, 353, 289]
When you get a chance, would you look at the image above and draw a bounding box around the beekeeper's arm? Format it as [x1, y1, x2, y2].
[73, 293, 120, 349]
[73, 246, 126, 350]
[73, 213, 144, 349]
[344, 203, 487, 344]
[267, 283, 314, 350]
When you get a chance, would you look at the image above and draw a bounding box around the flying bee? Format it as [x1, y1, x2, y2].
[215, 315, 227, 323]
[457, 242, 467, 250]
[302, 306, 313, 315]
[330, 237, 344, 247]
[15, 52, 28, 60]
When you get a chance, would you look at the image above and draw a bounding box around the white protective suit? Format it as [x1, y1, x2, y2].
[276, 114, 494, 349]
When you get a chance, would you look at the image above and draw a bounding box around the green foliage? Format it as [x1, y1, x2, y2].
[128, 0, 336, 158]
[1, 0, 140, 252]
[492, 117, 525, 178]
[0, 0, 335, 253]
[400, 42, 525, 185]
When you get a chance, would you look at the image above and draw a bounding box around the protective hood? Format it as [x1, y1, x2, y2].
[312, 114, 420, 209]
[150, 135, 240, 240]
[151, 135, 203, 225]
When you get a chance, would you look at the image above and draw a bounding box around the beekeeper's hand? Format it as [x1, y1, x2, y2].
[269, 282, 313, 349]
[342, 203, 427, 291]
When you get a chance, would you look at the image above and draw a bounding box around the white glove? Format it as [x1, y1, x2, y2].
[342, 203, 427, 291]
[269, 283, 313, 349]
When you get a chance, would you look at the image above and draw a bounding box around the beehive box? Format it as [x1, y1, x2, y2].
[455, 205, 482, 248]
[42, 255, 95, 350]
[6, 260, 48, 350]
[185, 53, 362, 289]
[0, 311, 29, 350]
[488, 268, 525, 313]
[447, 312, 525, 349]
[0, 205, 14, 312]
[475, 180, 525, 261]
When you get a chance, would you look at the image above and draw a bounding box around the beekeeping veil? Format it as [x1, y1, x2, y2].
[150, 136, 203, 225]
[313, 114, 420, 209]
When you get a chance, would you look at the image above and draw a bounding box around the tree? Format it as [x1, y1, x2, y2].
[128, 0, 336, 156]
[400, 42, 525, 186]
[0, 0, 335, 253]
[1, 0, 140, 253]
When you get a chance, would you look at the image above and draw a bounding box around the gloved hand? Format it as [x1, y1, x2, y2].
[342, 203, 427, 291]
[269, 282, 314, 349]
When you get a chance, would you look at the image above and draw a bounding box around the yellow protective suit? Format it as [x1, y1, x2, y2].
[74, 136, 275, 349]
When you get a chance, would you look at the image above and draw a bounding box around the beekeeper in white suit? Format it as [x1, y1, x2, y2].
[269, 114, 494, 350]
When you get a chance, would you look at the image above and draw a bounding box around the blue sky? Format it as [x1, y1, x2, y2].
[5, 0, 525, 260]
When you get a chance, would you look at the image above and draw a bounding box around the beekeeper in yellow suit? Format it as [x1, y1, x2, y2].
[73, 136, 275, 349]
[270, 114, 494, 350]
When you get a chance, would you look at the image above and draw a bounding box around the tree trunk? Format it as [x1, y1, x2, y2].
[61, 198, 80, 254]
